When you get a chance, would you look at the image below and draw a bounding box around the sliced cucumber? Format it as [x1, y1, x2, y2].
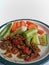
[0, 22, 11, 37]
[39, 34, 48, 46]
[23, 28, 38, 46]
[3, 25, 12, 38]
[11, 26, 27, 36]
[26, 37, 32, 46]
[0, 22, 12, 38]
[23, 28, 38, 38]
[0, 27, 7, 37]
[32, 33, 40, 45]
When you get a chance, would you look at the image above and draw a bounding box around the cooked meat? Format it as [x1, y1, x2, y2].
[0, 34, 40, 61]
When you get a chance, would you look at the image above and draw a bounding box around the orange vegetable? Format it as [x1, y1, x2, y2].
[11, 20, 38, 32]
[33, 23, 38, 28]
[27, 24, 37, 30]
[38, 29, 44, 34]
[26, 21, 38, 30]
[20, 20, 26, 26]
[16, 22, 20, 28]
[11, 21, 17, 32]
[11, 21, 20, 32]
[26, 21, 33, 25]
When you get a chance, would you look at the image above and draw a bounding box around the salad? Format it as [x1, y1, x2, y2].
[0, 20, 48, 62]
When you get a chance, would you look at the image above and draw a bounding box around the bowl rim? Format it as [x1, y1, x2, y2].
[0, 19, 49, 65]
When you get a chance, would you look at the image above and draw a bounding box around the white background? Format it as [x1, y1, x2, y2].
[0, 0, 49, 65]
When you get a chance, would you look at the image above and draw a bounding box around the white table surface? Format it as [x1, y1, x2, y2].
[0, 0, 49, 65]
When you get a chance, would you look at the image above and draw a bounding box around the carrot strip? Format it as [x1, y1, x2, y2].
[26, 21, 38, 30]
[27, 24, 37, 30]
[38, 29, 44, 34]
[11, 21, 17, 32]
[20, 20, 26, 26]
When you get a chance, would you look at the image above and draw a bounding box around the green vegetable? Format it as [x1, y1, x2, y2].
[32, 33, 40, 45]
[23, 28, 38, 46]
[23, 28, 38, 38]
[0, 22, 12, 38]
[20, 54, 26, 58]
[26, 37, 32, 46]
[39, 34, 48, 46]
[0, 22, 11, 37]
[11, 26, 27, 36]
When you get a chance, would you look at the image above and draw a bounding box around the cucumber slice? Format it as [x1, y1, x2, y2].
[0, 22, 12, 38]
[26, 37, 32, 46]
[0, 22, 12, 37]
[3, 24, 12, 38]
[23, 28, 38, 38]
[0, 27, 7, 37]
[32, 33, 40, 45]
[23, 28, 38, 46]
[39, 34, 48, 46]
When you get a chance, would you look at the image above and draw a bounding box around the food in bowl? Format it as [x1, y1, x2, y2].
[0, 20, 48, 62]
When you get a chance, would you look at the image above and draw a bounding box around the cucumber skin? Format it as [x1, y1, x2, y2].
[0, 24, 9, 37]
[0, 22, 12, 38]
[3, 23, 12, 38]
[46, 34, 48, 46]
[0, 27, 7, 37]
